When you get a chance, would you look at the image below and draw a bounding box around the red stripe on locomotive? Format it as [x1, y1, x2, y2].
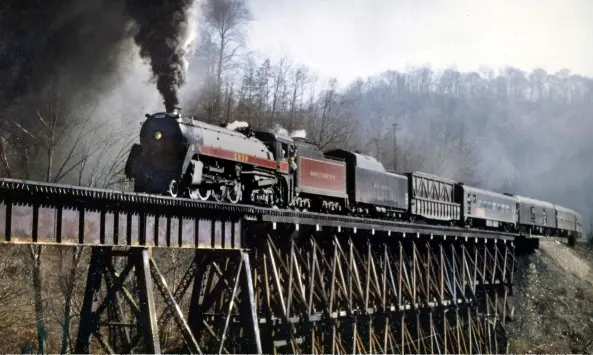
[298, 157, 346, 193]
[279, 161, 289, 174]
[198, 146, 278, 170]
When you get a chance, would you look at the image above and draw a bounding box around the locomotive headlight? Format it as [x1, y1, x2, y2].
[154, 131, 162, 140]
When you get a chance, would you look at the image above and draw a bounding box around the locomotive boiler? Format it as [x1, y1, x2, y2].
[126, 109, 287, 206]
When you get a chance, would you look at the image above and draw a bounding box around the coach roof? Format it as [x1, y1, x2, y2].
[463, 185, 519, 201]
[515, 195, 555, 209]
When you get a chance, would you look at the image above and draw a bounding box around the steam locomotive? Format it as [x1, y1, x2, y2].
[124, 109, 583, 241]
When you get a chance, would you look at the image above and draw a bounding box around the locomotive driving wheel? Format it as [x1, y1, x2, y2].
[212, 186, 226, 202]
[168, 179, 179, 197]
[189, 187, 211, 201]
[226, 182, 242, 204]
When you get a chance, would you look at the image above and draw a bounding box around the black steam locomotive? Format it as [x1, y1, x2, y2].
[125, 109, 583, 241]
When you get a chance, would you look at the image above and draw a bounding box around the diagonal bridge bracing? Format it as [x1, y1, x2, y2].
[0, 178, 517, 354]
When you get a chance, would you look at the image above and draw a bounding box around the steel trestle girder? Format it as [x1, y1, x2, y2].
[0, 177, 517, 248]
[68, 226, 514, 354]
[245, 224, 515, 354]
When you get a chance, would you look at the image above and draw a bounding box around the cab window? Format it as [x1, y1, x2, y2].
[281, 143, 289, 160]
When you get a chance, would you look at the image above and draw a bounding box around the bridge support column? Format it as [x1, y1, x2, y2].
[74, 247, 261, 354]
[74, 247, 161, 353]
[186, 249, 262, 354]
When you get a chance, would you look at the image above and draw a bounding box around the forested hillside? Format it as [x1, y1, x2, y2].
[183, 0, 593, 227]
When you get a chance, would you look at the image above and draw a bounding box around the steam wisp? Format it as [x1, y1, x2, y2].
[272, 123, 289, 136]
[272, 123, 307, 139]
[123, 0, 198, 112]
[226, 120, 249, 130]
[290, 129, 306, 139]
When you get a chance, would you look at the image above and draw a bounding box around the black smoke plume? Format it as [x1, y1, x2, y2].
[0, 0, 132, 107]
[123, 0, 197, 112]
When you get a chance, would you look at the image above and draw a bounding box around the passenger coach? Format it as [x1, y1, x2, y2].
[555, 204, 582, 238]
[515, 195, 556, 235]
[455, 185, 517, 231]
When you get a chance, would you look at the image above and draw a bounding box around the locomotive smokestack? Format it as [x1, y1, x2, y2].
[170, 107, 182, 118]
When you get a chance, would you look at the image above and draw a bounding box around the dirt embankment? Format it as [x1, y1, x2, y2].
[507, 240, 593, 353]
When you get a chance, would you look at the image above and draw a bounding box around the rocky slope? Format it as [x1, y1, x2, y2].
[507, 240, 593, 353]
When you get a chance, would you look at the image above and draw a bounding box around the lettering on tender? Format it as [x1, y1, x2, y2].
[309, 171, 336, 180]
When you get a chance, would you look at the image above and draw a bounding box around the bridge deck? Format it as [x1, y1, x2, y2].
[0, 178, 516, 248]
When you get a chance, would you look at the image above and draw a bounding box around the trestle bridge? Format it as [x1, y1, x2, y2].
[0, 178, 525, 354]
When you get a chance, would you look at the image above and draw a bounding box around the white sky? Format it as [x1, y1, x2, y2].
[246, 0, 593, 84]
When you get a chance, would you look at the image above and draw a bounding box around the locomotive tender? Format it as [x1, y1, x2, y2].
[124, 109, 582, 241]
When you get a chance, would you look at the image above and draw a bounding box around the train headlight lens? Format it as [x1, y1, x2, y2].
[155, 132, 162, 140]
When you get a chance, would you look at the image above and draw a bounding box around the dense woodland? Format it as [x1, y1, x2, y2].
[0, 0, 592, 352]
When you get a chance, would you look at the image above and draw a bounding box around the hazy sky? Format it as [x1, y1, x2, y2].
[246, 0, 593, 84]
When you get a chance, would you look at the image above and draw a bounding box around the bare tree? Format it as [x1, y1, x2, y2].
[1, 82, 137, 352]
[289, 65, 308, 125]
[307, 79, 357, 150]
[202, 0, 251, 120]
[270, 57, 289, 121]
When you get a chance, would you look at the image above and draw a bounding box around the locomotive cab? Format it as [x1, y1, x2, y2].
[251, 131, 295, 174]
